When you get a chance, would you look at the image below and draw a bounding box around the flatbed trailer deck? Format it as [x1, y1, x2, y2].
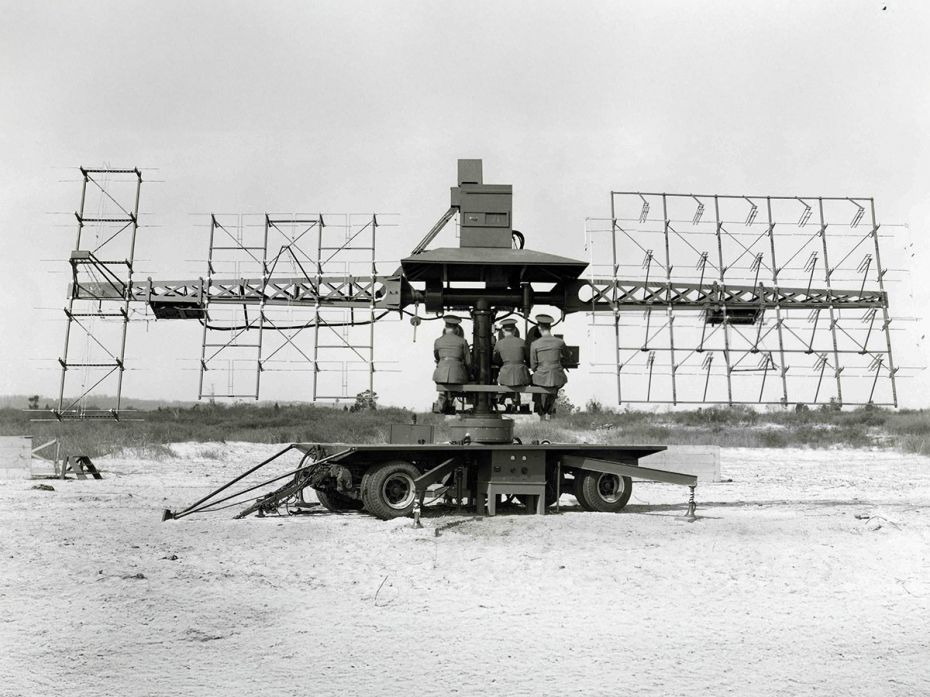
[165, 439, 698, 522]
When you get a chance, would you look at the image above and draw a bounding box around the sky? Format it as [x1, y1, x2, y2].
[1, 0, 928, 410]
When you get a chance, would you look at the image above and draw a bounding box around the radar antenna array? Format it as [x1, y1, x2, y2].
[193, 213, 382, 402]
[53, 164, 907, 419]
[585, 192, 898, 406]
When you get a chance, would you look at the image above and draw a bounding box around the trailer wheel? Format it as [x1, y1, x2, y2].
[578, 472, 632, 512]
[315, 489, 363, 512]
[363, 461, 420, 520]
[573, 477, 594, 511]
[360, 471, 373, 511]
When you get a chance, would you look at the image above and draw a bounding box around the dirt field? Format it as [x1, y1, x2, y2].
[2, 443, 929, 696]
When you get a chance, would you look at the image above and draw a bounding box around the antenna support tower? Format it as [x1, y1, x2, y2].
[54, 167, 142, 420]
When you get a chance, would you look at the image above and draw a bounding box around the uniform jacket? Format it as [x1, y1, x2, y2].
[432, 333, 471, 384]
[526, 326, 542, 347]
[493, 335, 531, 387]
[530, 335, 569, 388]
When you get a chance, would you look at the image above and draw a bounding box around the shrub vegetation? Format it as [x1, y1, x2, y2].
[2, 402, 927, 459]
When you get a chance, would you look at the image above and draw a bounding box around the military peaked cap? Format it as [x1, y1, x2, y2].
[535, 313, 554, 326]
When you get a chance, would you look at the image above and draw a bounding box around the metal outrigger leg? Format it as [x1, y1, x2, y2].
[685, 485, 697, 521]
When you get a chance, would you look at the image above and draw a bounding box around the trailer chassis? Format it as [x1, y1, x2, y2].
[163, 440, 698, 522]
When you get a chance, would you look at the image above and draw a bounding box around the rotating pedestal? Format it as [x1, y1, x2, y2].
[448, 415, 514, 444]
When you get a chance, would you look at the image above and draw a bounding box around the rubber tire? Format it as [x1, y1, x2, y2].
[578, 472, 633, 513]
[360, 471, 373, 511]
[316, 489, 363, 512]
[573, 476, 594, 511]
[362, 461, 421, 520]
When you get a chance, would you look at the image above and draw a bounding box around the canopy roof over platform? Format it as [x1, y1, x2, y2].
[401, 247, 588, 285]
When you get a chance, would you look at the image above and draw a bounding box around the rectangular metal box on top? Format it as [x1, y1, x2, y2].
[452, 158, 513, 248]
[388, 424, 435, 445]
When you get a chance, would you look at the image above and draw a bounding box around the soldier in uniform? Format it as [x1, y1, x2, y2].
[525, 323, 541, 347]
[496, 323, 520, 340]
[529, 314, 570, 418]
[493, 318, 531, 411]
[433, 315, 471, 414]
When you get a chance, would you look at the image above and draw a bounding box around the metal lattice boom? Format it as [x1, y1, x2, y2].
[55, 163, 905, 416]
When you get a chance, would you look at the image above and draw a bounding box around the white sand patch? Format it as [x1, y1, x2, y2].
[1, 445, 929, 696]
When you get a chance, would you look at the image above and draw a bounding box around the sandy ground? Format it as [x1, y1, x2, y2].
[2, 443, 929, 697]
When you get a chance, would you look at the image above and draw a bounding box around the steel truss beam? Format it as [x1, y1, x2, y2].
[74, 275, 399, 308]
[74, 275, 885, 313]
[577, 278, 886, 311]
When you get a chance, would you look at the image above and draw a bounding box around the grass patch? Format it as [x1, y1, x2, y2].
[1, 403, 927, 458]
[0, 403, 412, 459]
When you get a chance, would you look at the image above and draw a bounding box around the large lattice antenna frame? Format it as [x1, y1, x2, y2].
[54, 167, 142, 420]
[196, 212, 384, 403]
[586, 192, 899, 407]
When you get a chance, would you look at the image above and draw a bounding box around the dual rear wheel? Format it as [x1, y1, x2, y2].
[574, 471, 633, 512]
[314, 460, 418, 519]
[361, 461, 420, 520]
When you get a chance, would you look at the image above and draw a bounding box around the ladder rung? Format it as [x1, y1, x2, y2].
[66, 312, 126, 318]
[78, 217, 134, 224]
[60, 362, 120, 367]
[83, 168, 138, 174]
[71, 258, 130, 266]
[202, 344, 261, 348]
